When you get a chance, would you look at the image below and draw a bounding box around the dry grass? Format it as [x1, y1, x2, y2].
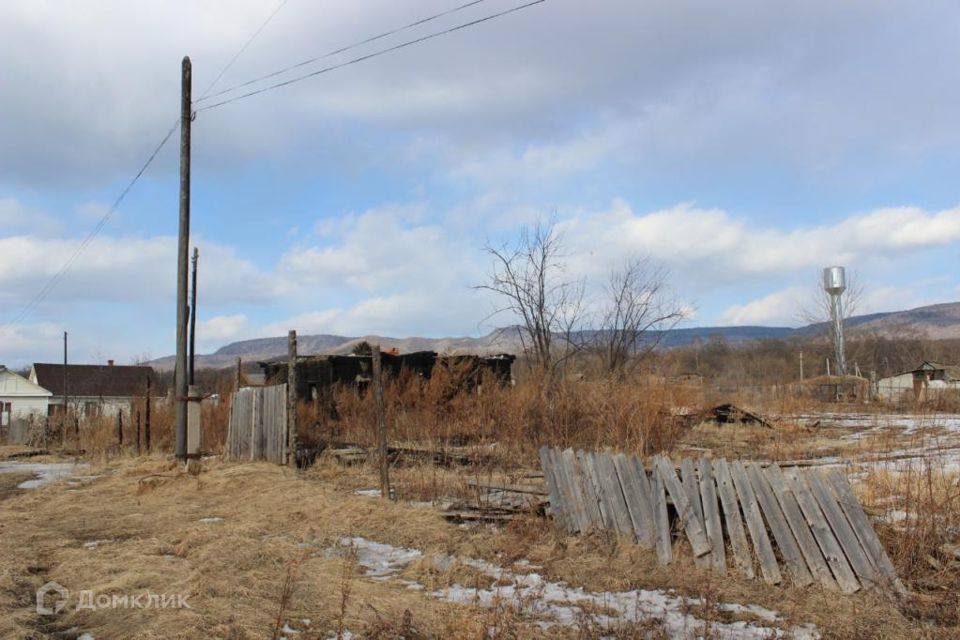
[0, 455, 941, 639]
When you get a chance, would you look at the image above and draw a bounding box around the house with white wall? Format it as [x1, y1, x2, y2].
[29, 361, 156, 418]
[0, 365, 52, 442]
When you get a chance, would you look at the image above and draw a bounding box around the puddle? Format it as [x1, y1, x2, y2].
[0, 462, 78, 489]
[327, 537, 819, 639]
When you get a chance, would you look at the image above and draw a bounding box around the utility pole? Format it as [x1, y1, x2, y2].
[799, 349, 804, 382]
[145, 375, 152, 452]
[189, 247, 199, 386]
[62, 331, 68, 444]
[174, 56, 192, 460]
[371, 344, 391, 500]
[286, 331, 298, 467]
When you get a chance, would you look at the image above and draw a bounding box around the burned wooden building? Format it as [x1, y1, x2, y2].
[260, 352, 515, 403]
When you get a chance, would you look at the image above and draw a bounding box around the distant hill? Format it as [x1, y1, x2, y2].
[149, 302, 960, 371]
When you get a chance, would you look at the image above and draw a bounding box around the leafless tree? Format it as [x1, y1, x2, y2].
[798, 268, 865, 330]
[476, 220, 584, 376]
[595, 257, 686, 375]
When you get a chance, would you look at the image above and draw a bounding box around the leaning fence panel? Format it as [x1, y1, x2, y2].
[227, 384, 287, 464]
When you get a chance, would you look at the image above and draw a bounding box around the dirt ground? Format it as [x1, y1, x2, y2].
[0, 445, 948, 640]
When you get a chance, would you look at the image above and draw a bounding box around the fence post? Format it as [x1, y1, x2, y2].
[371, 344, 391, 500]
[287, 330, 298, 467]
[145, 375, 152, 453]
[136, 410, 142, 455]
[117, 410, 123, 449]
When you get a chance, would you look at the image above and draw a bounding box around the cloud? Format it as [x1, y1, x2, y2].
[0, 233, 284, 308]
[718, 287, 807, 326]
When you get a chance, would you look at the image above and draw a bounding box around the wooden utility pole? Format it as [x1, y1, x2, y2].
[286, 331, 298, 467]
[799, 349, 804, 381]
[371, 344, 391, 500]
[117, 411, 123, 448]
[136, 410, 141, 455]
[189, 247, 199, 386]
[145, 375, 152, 452]
[174, 56, 192, 460]
[235, 356, 243, 391]
[62, 331, 69, 445]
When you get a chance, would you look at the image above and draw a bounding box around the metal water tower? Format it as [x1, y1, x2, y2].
[822, 266, 847, 377]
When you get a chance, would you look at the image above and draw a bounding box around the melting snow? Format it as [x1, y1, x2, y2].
[83, 539, 114, 550]
[0, 462, 78, 489]
[327, 537, 818, 639]
[354, 488, 382, 497]
[198, 517, 224, 524]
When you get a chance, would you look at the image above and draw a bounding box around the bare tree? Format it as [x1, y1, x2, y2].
[595, 257, 686, 375]
[476, 220, 584, 376]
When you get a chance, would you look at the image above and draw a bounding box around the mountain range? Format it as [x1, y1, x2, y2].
[148, 302, 960, 371]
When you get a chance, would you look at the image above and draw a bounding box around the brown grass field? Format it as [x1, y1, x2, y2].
[1, 372, 959, 639]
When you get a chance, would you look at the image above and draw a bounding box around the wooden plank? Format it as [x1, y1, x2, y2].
[653, 456, 711, 557]
[697, 458, 727, 574]
[765, 464, 837, 590]
[680, 458, 711, 568]
[594, 453, 636, 539]
[730, 460, 781, 584]
[713, 458, 754, 579]
[650, 463, 672, 564]
[539, 447, 571, 531]
[746, 463, 813, 586]
[629, 456, 657, 543]
[553, 448, 586, 532]
[804, 469, 880, 589]
[784, 468, 860, 593]
[562, 448, 596, 531]
[572, 450, 604, 529]
[580, 451, 612, 530]
[823, 468, 905, 595]
[613, 454, 655, 548]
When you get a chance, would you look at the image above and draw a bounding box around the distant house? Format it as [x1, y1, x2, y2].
[877, 361, 960, 401]
[29, 361, 156, 418]
[0, 366, 52, 442]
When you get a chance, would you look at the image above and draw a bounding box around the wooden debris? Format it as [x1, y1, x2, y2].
[539, 447, 899, 594]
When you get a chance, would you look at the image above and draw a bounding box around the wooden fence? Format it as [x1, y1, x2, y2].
[227, 384, 288, 464]
[539, 447, 904, 595]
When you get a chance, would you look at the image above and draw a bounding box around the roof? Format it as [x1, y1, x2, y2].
[913, 361, 960, 380]
[0, 367, 52, 397]
[31, 363, 155, 398]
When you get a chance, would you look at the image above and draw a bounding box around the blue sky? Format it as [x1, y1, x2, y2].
[2, 0, 960, 366]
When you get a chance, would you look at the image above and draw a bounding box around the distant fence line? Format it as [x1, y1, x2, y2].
[227, 384, 288, 464]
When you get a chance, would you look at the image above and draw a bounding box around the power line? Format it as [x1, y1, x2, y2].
[9, 0, 291, 325]
[11, 118, 181, 325]
[197, 0, 546, 112]
[199, 0, 292, 99]
[196, 0, 489, 104]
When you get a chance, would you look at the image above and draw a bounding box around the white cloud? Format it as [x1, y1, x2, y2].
[718, 287, 807, 326]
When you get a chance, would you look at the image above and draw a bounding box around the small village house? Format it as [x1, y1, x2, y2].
[876, 361, 960, 401]
[0, 365, 52, 442]
[29, 361, 156, 418]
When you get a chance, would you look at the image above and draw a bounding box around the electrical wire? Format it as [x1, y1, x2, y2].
[10, 118, 181, 325]
[198, 0, 292, 99]
[9, 0, 291, 324]
[197, 0, 546, 112]
[195, 0, 489, 104]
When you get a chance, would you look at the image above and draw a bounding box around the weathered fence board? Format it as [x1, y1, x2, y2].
[654, 455, 711, 557]
[823, 468, 906, 596]
[613, 453, 655, 547]
[227, 384, 287, 464]
[765, 464, 837, 590]
[681, 458, 711, 568]
[650, 466, 673, 564]
[805, 470, 880, 588]
[713, 458, 755, 579]
[538, 448, 898, 594]
[698, 457, 727, 574]
[730, 460, 782, 584]
[747, 463, 813, 586]
[784, 467, 860, 594]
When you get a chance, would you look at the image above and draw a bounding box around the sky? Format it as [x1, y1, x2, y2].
[2, 0, 960, 366]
